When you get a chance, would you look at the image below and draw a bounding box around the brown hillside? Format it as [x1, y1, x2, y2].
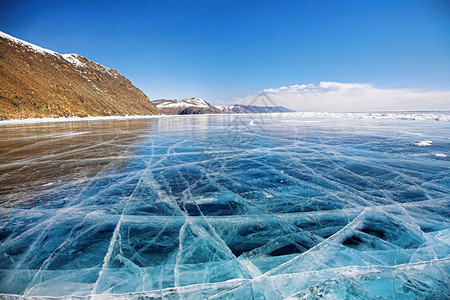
[0, 32, 159, 120]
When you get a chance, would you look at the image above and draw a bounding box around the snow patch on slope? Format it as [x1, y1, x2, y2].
[0, 31, 58, 56]
[0, 31, 113, 71]
[61, 53, 86, 68]
[155, 98, 211, 109]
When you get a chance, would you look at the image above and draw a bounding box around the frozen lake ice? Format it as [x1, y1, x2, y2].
[0, 113, 449, 298]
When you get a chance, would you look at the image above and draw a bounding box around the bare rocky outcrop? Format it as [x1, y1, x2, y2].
[0, 31, 159, 120]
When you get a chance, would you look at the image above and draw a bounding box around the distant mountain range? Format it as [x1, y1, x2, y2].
[153, 98, 296, 115]
[217, 104, 295, 114]
[0, 31, 158, 120]
[0, 31, 295, 120]
[152, 98, 222, 115]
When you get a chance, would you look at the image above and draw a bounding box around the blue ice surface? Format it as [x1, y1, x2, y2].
[0, 113, 449, 299]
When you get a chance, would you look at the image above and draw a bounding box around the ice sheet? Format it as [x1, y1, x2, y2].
[0, 114, 449, 298]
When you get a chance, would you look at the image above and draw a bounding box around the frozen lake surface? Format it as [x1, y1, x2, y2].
[0, 113, 449, 298]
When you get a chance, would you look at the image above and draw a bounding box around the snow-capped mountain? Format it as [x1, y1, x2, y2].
[0, 31, 159, 119]
[153, 98, 222, 115]
[217, 104, 295, 114]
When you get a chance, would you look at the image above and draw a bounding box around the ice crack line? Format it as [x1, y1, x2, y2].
[91, 137, 156, 295]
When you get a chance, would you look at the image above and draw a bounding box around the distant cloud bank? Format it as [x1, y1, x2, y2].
[234, 82, 450, 112]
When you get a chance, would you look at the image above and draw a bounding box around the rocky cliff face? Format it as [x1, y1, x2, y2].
[0, 31, 159, 120]
[153, 97, 222, 115]
[217, 104, 295, 114]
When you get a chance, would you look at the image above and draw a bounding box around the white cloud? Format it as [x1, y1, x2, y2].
[234, 82, 450, 112]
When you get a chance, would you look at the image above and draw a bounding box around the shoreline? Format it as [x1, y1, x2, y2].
[1, 110, 449, 126]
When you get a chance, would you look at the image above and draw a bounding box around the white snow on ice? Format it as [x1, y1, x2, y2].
[413, 140, 433, 146]
[1, 111, 449, 126]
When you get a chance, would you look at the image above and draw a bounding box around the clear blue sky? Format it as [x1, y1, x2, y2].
[1, 0, 449, 103]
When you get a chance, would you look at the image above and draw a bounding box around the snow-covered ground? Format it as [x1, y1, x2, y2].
[0, 115, 162, 126]
[1, 110, 449, 126]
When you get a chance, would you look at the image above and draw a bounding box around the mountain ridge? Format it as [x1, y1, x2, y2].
[153, 97, 222, 115]
[0, 31, 159, 120]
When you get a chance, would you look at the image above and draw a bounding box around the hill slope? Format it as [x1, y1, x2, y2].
[0, 31, 159, 120]
[153, 98, 222, 115]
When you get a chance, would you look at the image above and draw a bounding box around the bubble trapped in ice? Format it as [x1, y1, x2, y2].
[0, 113, 449, 298]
